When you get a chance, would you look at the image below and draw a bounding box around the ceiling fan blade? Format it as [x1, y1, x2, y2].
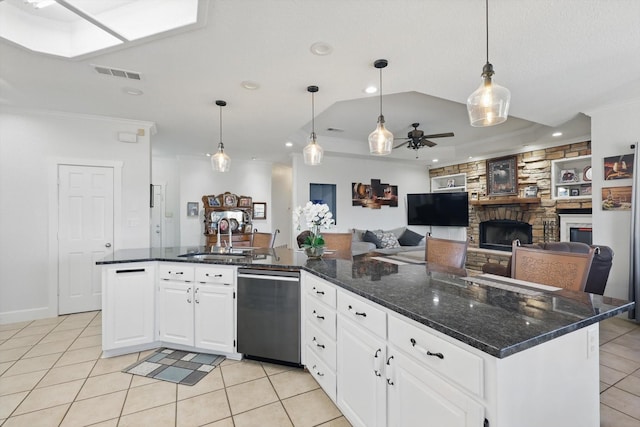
[393, 140, 410, 149]
[421, 139, 438, 147]
[422, 132, 454, 139]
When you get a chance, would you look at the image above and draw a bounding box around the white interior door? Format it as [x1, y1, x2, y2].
[150, 184, 163, 248]
[58, 165, 114, 314]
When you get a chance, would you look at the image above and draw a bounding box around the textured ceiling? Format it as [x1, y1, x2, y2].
[1, 0, 639, 166]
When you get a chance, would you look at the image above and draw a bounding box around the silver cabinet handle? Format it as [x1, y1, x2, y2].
[186, 287, 192, 303]
[194, 287, 199, 304]
[311, 365, 324, 377]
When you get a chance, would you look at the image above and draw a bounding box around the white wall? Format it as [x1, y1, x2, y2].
[0, 108, 152, 322]
[178, 157, 273, 246]
[590, 99, 640, 300]
[272, 163, 293, 247]
[291, 153, 431, 247]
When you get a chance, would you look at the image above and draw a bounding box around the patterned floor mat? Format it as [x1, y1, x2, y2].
[122, 348, 225, 386]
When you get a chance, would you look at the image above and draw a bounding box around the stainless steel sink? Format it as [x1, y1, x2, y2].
[183, 253, 249, 261]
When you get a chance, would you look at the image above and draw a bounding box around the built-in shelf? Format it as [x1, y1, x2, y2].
[470, 197, 541, 207]
[551, 155, 592, 200]
[431, 173, 467, 192]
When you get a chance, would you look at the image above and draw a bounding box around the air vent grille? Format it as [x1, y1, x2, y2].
[93, 65, 141, 80]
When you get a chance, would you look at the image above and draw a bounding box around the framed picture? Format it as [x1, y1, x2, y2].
[252, 202, 266, 220]
[524, 185, 538, 197]
[570, 188, 580, 197]
[559, 169, 578, 183]
[602, 186, 632, 210]
[207, 195, 221, 207]
[604, 154, 634, 180]
[557, 187, 569, 197]
[238, 196, 252, 207]
[186, 202, 199, 217]
[486, 155, 517, 196]
[446, 179, 456, 188]
[223, 193, 237, 207]
[470, 191, 479, 200]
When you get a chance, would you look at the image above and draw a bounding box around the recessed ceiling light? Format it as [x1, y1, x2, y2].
[123, 87, 143, 96]
[241, 80, 260, 90]
[364, 86, 378, 94]
[468, 156, 473, 159]
[552, 132, 563, 137]
[310, 42, 333, 56]
[433, 159, 439, 162]
[285, 142, 293, 147]
[206, 153, 211, 157]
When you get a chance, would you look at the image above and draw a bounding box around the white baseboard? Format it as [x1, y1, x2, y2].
[0, 306, 56, 325]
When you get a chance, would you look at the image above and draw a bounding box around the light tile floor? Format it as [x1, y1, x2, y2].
[0, 312, 350, 426]
[0, 311, 638, 426]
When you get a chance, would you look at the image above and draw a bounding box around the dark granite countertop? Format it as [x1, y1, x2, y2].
[98, 246, 634, 358]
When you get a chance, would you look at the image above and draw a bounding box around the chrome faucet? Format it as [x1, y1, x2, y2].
[228, 222, 233, 250]
[215, 221, 222, 248]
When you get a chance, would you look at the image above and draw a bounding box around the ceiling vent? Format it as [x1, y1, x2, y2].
[93, 65, 141, 80]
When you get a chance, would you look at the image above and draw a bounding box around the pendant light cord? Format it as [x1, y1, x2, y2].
[379, 67, 383, 116]
[485, 0, 489, 63]
[311, 91, 315, 136]
[219, 105, 223, 144]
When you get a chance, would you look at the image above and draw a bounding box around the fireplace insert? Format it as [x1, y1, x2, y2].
[480, 220, 532, 251]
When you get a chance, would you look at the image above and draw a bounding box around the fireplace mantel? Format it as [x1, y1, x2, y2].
[470, 197, 540, 207]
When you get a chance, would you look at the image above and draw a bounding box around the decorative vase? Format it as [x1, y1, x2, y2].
[304, 246, 325, 259]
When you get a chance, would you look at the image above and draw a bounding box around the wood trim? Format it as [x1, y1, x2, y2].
[470, 197, 540, 207]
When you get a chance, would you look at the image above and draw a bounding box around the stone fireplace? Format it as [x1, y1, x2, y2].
[479, 219, 533, 251]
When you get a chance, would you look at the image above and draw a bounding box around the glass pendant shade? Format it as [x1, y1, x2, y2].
[303, 132, 323, 166]
[467, 67, 511, 127]
[368, 116, 393, 155]
[211, 142, 230, 172]
[303, 85, 323, 166]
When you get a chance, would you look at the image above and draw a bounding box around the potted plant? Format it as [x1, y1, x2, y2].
[293, 201, 335, 258]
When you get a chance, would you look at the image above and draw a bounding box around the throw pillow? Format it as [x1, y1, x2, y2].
[398, 228, 424, 246]
[363, 230, 383, 248]
[375, 231, 401, 249]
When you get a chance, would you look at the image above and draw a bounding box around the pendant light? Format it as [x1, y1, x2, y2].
[466, 0, 511, 127]
[303, 85, 323, 166]
[368, 59, 393, 155]
[211, 100, 230, 172]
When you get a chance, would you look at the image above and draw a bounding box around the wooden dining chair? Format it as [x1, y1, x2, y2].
[510, 240, 594, 292]
[251, 229, 279, 248]
[321, 232, 353, 253]
[424, 236, 469, 269]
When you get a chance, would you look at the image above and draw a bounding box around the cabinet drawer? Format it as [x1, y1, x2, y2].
[195, 266, 234, 285]
[159, 264, 195, 282]
[306, 347, 336, 402]
[305, 295, 337, 340]
[305, 275, 336, 308]
[337, 290, 386, 339]
[305, 321, 337, 370]
[388, 314, 483, 397]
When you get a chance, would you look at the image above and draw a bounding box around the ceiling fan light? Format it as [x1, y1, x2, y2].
[211, 142, 230, 172]
[368, 116, 393, 155]
[303, 133, 324, 166]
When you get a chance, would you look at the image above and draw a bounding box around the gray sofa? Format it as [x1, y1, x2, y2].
[351, 227, 426, 256]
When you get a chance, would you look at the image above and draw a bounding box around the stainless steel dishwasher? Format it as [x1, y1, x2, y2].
[237, 268, 301, 365]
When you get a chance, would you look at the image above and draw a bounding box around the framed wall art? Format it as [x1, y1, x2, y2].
[187, 202, 199, 217]
[252, 202, 266, 220]
[604, 154, 634, 180]
[223, 193, 237, 207]
[486, 155, 517, 196]
[207, 195, 221, 207]
[238, 196, 252, 208]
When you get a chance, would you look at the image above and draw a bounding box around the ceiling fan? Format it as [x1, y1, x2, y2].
[393, 123, 454, 150]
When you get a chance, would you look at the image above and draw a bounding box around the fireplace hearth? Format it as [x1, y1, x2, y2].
[480, 220, 532, 252]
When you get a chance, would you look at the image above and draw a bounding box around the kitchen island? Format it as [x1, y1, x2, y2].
[98, 246, 634, 427]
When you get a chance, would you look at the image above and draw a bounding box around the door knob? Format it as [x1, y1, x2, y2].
[105, 243, 112, 248]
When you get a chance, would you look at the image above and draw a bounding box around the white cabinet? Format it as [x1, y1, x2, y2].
[305, 281, 485, 427]
[337, 314, 387, 427]
[303, 272, 338, 401]
[386, 350, 484, 427]
[157, 263, 236, 354]
[551, 155, 592, 200]
[431, 173, 467, 192]
[102, 262, 156, 355]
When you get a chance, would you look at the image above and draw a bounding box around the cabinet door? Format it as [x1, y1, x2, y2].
[337, 317, 387, 427]
[194, 284, 235, 353]
[157, 281, 194, 346]
[387, 350, 484, 427]
[102, 263, 156, 351]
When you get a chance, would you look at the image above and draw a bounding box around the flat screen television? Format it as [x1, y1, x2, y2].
[407, 192, 469, 226]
